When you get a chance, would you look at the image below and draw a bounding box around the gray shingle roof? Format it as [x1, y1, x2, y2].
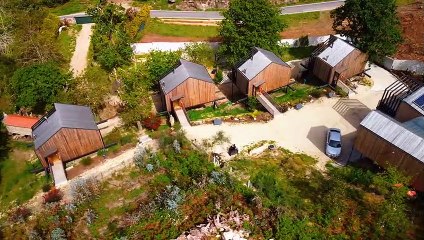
[317, 38, 355, 67]
[160, 59, 213, 94]
[32, 103, 99, 149]
[360, 111, 424, 162]
[237, 47, 290, 80]
[402, 86, 424, 116]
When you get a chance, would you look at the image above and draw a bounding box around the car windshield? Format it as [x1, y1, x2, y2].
[329, 140, 341, 148]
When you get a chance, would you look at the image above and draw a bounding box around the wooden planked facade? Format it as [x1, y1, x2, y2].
[236, 63, 292, 96]
[313, 48, 367, 84]
[395, 101, 423, 123]
[163, 77, 215, 112]
[35, 128, 104, 168]
[355, 126, 424, 191]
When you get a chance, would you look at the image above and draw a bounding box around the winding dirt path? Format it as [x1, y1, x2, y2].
[70, 23, 94, 77]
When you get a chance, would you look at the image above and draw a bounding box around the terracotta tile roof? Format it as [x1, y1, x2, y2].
[3, 115, 39, 128]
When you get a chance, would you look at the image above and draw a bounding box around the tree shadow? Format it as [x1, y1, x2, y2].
[332, 99, 371, 129]
[0, 123, 10, 183]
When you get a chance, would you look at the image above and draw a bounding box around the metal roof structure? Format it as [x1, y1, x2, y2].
[403, 86, 424, 116]
[317, 38, 355, 67]
[160, 59, 213, 94]
[360, 111, 424, 162]
[32, 103, 99, 149]
[237, 47, 290, 80]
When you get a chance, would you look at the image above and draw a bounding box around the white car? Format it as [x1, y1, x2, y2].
[326, 128, 342, 158]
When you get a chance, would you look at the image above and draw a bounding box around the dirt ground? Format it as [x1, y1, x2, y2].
[395, 2, 424, 61]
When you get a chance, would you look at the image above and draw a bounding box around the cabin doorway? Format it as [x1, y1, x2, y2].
[253, 81, 265, 96]
[331, 72, 340, 87]
[172, 98, 184, 111]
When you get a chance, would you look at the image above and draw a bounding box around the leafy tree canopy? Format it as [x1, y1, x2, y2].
[88, 1, 134, 71]
[144, 50, 181, 88]
[184, 42, 215, 68]
[10, 62, 71, 113]
[331, 0, 403, 61]
[218, 0, 286, 66]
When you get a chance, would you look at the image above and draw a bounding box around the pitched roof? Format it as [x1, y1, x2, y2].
[2, 115, 39, 128]
[402, 86, 424, 116]
[317, 38, 356, 67]
[360, 111, 424, 162]
[237, 47, 290, 80]
[160, 59, 213, 94]
[32, 103, 99, 149]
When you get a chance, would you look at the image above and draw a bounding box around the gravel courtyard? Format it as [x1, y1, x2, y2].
[185, 64, 397, 169]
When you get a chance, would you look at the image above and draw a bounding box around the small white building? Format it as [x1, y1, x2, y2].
[2, 114, 39, 136]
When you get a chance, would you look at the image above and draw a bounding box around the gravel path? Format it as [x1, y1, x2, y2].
[185, 64, 396, 170]
[70, 23, 93, 77]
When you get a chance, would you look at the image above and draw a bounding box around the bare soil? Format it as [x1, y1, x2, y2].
[395, 2, 424, 61]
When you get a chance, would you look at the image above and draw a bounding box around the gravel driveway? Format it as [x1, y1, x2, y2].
[185, 64, 397, 169]
[70, 23, 93, 77]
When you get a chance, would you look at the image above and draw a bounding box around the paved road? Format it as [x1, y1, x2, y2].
[61, 0, 345, 20]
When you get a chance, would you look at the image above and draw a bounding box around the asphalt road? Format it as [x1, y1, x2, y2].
[61, 0, 345, 20]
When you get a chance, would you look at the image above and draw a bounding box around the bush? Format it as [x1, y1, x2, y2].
[50, 227, 66, 240]
[9, 207, 31, 223]
[42, 183, 52, 192]
[70, 178, 101, 205]
[81, 157, 93, 166]
[142, 115, 162, 130]
[246, 96, 259, 111]
[43, 188, 63, 203]
[310, 88, 324, 98]
[214, 69, 223, 84]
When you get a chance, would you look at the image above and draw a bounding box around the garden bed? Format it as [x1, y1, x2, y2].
[190, 110, 272, 126]
[187, 102, 251, 121]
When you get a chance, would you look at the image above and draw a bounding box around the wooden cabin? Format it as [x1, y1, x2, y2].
[2, 114, 39, 136]
[160, 59, 215, 112]
[312, 36, 367, 86]
[32, 103, 104, 169]
[354, 110, 424, 191]
[234, 47, 292, 96]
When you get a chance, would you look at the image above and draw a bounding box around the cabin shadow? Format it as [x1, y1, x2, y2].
[152, 92, 166, 113]
[332, 99, 371, 128]
[217, 81, 245, 102]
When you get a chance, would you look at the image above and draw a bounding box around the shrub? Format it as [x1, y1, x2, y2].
[214, 69, 223, 84]
[310, 88, 324, 98]
[50, 227, 66, 240]
[42, 183, 52, 192]
[80, 157, 92, 166]
[142, 115, 162, 130]
[9, 207, 31, 223]
[246, 96, 259, 111]
[86, 209, 97, 225]
[70, 178, 100, 205]
[97, 148, 108, 157]
[43, 188, 63, 204]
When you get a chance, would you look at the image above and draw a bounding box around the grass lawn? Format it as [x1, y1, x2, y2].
[49, 0, 97, 15]
[58, 25, 81, 67]
[271, 83, 326, 105]
[187, 102, 251, 121]
[145, 19, 219, 38]
[280, 11, 322, 27]
[0, 142, 46, 213]
[281, 46, 315, 61]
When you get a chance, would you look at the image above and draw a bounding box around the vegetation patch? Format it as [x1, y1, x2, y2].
[271, 83, 327, 106]
[145, 19, 219, 39]
[49, 0, 98, 15]
[280, 46, 315, 61]
[187, 102, 251, 121]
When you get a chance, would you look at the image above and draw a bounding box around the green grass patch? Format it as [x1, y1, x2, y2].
[281, 46, 315, 61]
[396, 0, 416, 5]
[280, 11, 321, 27]
[133, 0, 182, 10]
[0, 153, 46, 212]
[187, 102, 251, 121]
[49, 0, 97, 15]
[272, 83, 325, 105]
[57, 25, 80, 67]
[145, 19, 219, 38]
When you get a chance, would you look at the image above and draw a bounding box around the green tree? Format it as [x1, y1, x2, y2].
[144, 50, 181, 88]
[331, 0, 402, 61]
[10, 62, 71, 113]
[88, 2, 133, 71]
[119, 65, 152, 126]
[218, 0, 286, 66]
[184, 42, 215, 67]
[124, 5, 151, 42]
